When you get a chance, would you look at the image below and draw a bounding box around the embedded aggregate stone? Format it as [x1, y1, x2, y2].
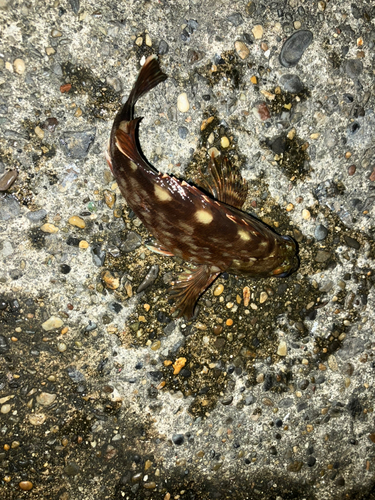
[60, 128, 96, 159]
[279, 30, 313, 67]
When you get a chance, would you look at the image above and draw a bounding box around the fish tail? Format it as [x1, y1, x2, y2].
[117, 55, 167, 122]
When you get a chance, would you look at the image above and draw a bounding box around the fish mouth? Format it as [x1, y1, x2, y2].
[271, 254, 300, 278]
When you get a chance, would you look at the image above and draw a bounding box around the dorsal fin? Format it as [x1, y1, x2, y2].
[195, 154, 249, 210]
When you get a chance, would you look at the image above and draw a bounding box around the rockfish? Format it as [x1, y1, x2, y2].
[107, 55, 299, 318]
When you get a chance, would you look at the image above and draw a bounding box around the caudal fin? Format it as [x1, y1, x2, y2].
[117, 55, 168, 122]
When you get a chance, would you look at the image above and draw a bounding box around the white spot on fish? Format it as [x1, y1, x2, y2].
[195, 210, 213, 224]
[154, 184, 172, 202]
[118, 120, 129, 132]
[238, 229, 251, 241]
[130, 161, 137, 172]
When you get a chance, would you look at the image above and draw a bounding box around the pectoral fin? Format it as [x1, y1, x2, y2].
[169, 264, 221, 319]
[195, 153, 248, 210]
[145, 239, 175, 256]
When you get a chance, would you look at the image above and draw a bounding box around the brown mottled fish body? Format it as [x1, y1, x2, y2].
[107, 55, 298, 318]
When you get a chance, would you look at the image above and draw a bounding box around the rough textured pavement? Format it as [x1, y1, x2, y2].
[1, 0, 375, 499]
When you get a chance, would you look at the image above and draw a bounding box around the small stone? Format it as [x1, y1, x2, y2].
[250, 75, 258, 84]
[277, 340, 287, 356]
[315, 250, 331, 262]
[259, 292, 268, 303]
[64, 462, 80, 477]
[213, 284, 224, 296]
[13, 58, 26, 74]
[51, 29, 62, 37]
[58, 343, 67, 352]
[40, 223, 59, 233]
[343, 235, 360, 250]
[68, 215, 85, 228]
[158, 40, 169, 55]
[34, 126, 44, 140]
[173, 357, 187, 375]
[135, 36, 143, 46]
[348, 165, 356, 176]
[172, 433, 184, 445]
[45, 47, 55, 56]
[286, 203, 294, 212]
[60, 128, 96, 159]
[19, 481, 33, 491]
[122, 231, 142, 252]
[177, 93, 189, 113]
[137, 265, 159, 293]
[1, 403, 11, 414]
[102, 270, 120, 290]
[145, 34, 152, 47]
[103, 189, 116, 209]
[252, 25, 263, 39]
[36, 392, 57, 406]
[310, 133, 320, 140]
[42, 316, 63, 331]
[314, 224, 328, 241]
[345, 59, 363, 79]
[255, 102, 271, 121]
[235, 41, 250, 59]
[279, 74, 303, 93]
[178, 126, 188, 139]
[227, 12, 243, 26]
[328, 355, 338, 371]
[28, 413, 46, 425]
[302, 209, 310, 220]
[0, 169, 18, 192]
[221, 136, 230, 148]
[79, 240, 89, 249]
[0, 195, 20, 220]
[279, 30, 313, 68]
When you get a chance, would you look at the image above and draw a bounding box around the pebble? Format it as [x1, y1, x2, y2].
[178, 126, 188, 139]
[252, 25, 263, 39]
[214, 284, 224, 296]
[314, 224, 328, 241]
[302, 209, 310, 220]
[102, 270, 120, 290]
[173, 357, 186, 375]
[26, 209, 47, 222]
[28, 413, 46, 425]
[255, 102, 271, 121]
[343, 235, 360, 249]
[172, 434, 184, 445]
[0, 169, 18, 192]
[13, 58, 26, 74]
[40, 223, 59, 233]
[158, 40, 169, 55]
[19, 481, 33, 491]
[137, 265, 159, 293]
[122, 231, 142, 252]
[277, 340, 287, 356]
[0, 195, 20, 220]
[79, 240, 89, 249]
[1, 403, 11, 414]
[279, 74, 303, 93]
[221, 136, 230, 148]
[227, 12, 243, 26]
[68, 215, 85, 228]
[36, 392, 57, 406]
[314, 249, 332, 264]
[58, 342, 67, 352]
[348, 165, 356, 176]
[234, 41, 250, 59]
[328, 355, 338, 371]
[345, 59, 363, 79]
[286, 203, 294, 212]
[279, 30, 313, 68]
[259, 292, 268, 303]
[60, 128, 96, 159]
[177, 93, 189, 113]
[42, 316, 63, 331]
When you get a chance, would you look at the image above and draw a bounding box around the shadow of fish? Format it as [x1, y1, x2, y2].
[107, 55, 299, 319]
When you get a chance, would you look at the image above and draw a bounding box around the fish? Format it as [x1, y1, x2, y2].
[107, 55, 299, 319]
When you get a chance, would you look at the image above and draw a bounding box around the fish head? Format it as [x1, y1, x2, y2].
[270, 235, 299, 278]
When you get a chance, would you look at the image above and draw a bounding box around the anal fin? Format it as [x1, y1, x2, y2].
[195, 153, 248, 210]
[169, 264, 221, 319]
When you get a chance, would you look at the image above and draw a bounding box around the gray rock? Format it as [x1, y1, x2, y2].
[280, 74, 303, 93]
[244, 394, 256, 405]
[0, 335, 9, 354]
[60, 128, 96, 159]
[121, 231, 142, 252]
[172, 433, 184, 445]
[279, 30, 313, 68]
[137, 265, 159, 293]
[91, 244, 106, 267]
[68, 0, 80, 14]
[227, 12, 243, 26]
[344, 59, 363, 79]
[0, 240, 13, 258]
[0, 195, 20, 220]
[158, 40, 169, 55]
[315, 250, 331, 263]
[26, 209, 47, 223]
[314, 224, 328, 241]
[64, 462, 81, 476]
[343, 235, 360, 250]
[66, 366, 86, 383]
[178, 126, 188, 139]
